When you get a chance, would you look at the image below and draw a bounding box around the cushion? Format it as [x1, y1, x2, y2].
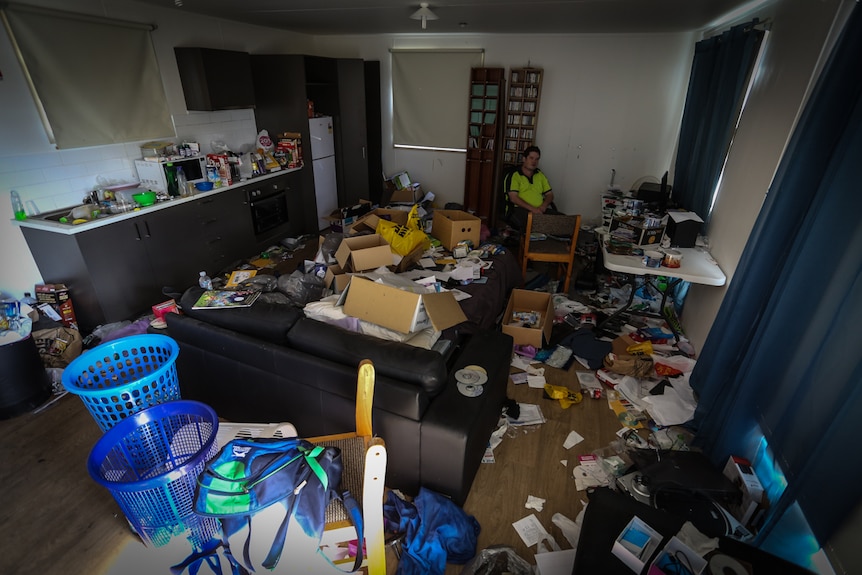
[286, 317, 448, 396]
[179, 286, 303, 345]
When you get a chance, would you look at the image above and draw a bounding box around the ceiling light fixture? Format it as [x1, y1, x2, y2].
[410, 3, 438, 30]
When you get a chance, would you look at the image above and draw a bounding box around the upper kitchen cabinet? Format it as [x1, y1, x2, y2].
[175, 47, 256, 111]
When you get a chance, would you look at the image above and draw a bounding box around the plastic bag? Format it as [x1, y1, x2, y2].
[376, 205, 428, 256]
[459, 545, 533, 575]
[278, 269, 325, 306]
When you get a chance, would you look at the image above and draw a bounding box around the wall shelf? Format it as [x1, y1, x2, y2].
[502, 67, 543, 166]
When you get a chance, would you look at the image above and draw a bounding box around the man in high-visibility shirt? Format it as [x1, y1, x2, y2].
[505, 145, 560, 231]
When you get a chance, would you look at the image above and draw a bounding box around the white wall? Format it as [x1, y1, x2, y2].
[312, 32, 695, 220]
[0, 0, 314, 300]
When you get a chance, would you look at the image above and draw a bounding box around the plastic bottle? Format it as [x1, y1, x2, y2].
[176, 166, 190, 197]
[199, 271, 213, 290]
[166, 163, 179, 197]
[11, 190, 26, 221]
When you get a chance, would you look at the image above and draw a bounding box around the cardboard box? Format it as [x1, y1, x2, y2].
[324, 264, 352, 294]
[342, 276, 466, 334]
[611, 516, 662, 573]
[349, 208, 410, 235]
[325, 199, 373, 234]
[35, 283, 78, 328]
[723, 455, 765, 526]
[432, 209, 481, 251]
[609, 216, 665, 246]
[650, 536, 706, 575]
[665, 210, 703, 248]
[334, 234, 393, 272]
[502, 289, 554, 348]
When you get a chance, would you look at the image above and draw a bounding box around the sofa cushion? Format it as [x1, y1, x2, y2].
[179, 286, 303, 345]
[286, 317, 449, 396]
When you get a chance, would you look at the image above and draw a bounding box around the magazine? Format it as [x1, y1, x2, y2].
[192, 289, 261, 310]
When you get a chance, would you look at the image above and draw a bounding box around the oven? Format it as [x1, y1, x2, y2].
[247, 176, 290, 238]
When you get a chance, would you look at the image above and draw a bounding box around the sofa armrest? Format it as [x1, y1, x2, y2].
[286, 317, 449, 395]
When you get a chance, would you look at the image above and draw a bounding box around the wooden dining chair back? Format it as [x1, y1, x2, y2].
[309, 359, 387, 574]
[521, 212, 582, 293]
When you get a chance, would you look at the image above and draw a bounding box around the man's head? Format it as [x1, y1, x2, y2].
[522, 146, 541, 173]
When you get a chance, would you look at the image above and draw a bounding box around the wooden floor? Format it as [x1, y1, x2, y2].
[0, 358, 621, 575]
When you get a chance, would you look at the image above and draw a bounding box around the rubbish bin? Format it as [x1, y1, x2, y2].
[0, 334, 51, 420]
[62, 334, 180, 432]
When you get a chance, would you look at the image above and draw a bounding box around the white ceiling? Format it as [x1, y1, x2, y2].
[133, 0, 764, 36]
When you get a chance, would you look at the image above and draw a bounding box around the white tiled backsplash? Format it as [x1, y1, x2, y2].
[0, 109, 258, 214]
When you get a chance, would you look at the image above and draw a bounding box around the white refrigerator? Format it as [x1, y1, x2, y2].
[309, 116, 337, 232]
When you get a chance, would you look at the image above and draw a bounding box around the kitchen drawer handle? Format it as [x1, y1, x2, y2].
[202, 199, 215, 205]
[203, 218, 218, 226]
[207, 236, 222, 245]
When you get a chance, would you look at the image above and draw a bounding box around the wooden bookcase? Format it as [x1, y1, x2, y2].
[464, 67, 505, 221]
[503, 67, 543, 166]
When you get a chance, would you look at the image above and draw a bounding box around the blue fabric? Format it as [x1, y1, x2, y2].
[690, 2, 862, 550]
[672, 20, 764, 223]
[384, 488, 480, 575]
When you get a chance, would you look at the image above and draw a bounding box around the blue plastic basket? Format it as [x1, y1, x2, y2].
[87, 400, 220, 548]
[62, 334, 180, 432]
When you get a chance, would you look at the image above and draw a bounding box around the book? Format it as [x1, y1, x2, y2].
[225, 269, 257, 288]
[192, 290, 261, 310]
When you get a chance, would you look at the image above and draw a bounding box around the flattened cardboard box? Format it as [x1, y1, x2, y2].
[349, 208, 410, 235]
[334, 234, 393, 272]
[342, 276, 466, 334]
[432, 209, 481, 250]
[501, 289, 554, 348]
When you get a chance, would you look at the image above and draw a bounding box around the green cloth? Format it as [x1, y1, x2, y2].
[509, 169, 551, 208]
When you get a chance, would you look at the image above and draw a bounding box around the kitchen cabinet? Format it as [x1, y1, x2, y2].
[21, 188, 258, 333]
[175, 47, 256, 111]
[251, 54, 382, 224]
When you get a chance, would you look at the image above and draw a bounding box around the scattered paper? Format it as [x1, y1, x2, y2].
[561, 460, 568, 467]
[482, 447, 495, 463]
[527, 374, 547, 389]
[525, 495, 546, 512]
[563, 430, 585, 449]
[512, 514, 550, 547]
[419, 257, 436, 268]
[508, 403, 546, 426]
[510, 372, 529, 385]
[535, 549, 576, 575]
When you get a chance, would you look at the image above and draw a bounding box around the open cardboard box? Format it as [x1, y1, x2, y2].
[501, 289, 554, 348]
[349, 207, 410, 235]
[432, 209, 481, 250]
[325, 199, 373, 234]
[334, 234, 394, 272]
[324, 264, 352, 294]
[341, 275, 466, 334]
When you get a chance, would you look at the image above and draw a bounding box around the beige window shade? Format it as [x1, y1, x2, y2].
[391, 49, 484, 150]
[2, 4, 174, 149]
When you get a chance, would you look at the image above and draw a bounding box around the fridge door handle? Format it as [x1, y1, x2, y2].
[362, 146, 366, 159]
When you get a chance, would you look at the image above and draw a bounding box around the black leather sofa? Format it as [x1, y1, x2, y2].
[162, 286, 514, 505]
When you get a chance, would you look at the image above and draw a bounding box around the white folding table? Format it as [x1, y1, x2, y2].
[597, 232, 726, 335]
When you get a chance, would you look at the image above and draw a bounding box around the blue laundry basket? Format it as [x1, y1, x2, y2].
[87, 400, 220, 548]
[62, 334, 180, 432]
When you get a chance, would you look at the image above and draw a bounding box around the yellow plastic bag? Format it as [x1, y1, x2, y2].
[376, 205, 428, 256]
[543, 384, 583, 409]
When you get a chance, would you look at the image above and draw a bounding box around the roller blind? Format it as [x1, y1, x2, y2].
[2, 4, 174, 149]
[391, 49, 484, 151]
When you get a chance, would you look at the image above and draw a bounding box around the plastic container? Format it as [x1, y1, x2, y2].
[176, 166, 190, 198]
[61, 334, 180, 432]
[11, 190, 26, 221]
[87, 400, 220, 548]
[198, 271, 213, 290]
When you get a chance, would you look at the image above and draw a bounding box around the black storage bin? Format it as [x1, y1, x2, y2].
[0, 335, 51, 419]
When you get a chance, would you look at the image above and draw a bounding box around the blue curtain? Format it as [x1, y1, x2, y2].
[691, 1, 862, 552]
[672, 21, 764, 223]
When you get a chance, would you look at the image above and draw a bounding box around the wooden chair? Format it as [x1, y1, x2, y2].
[311, 360, 387, 575]
[521, 212, 582, 293]
[216, 360, 386, 574]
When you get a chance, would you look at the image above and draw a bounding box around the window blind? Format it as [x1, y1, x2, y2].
[391, 49, 484, 151]
[2, 4, 174, 149]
